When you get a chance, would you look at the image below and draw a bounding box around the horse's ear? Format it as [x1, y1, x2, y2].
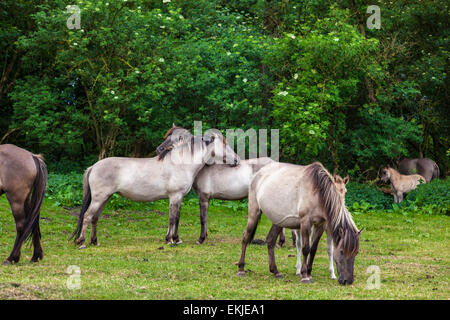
[172, 123, 176, 128]
[343, 175, 349, 184]
[358, 228, 364, 236]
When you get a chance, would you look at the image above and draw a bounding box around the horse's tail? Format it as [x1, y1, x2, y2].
[432, 162, 440, 180]
[306, 162, 359, 256]
[71, 167, 92, 241]
[20, 155, 48, 244]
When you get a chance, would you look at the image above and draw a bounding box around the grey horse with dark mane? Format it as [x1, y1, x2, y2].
[0, 144, 47, 264]
[398, 158, 440, 182]
[72, 126, 240, 248]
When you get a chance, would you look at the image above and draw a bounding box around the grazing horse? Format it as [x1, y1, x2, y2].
[72, 128, 240, 248]
[237, 162, 361, 285]
[291, 174, 348, 280]
[398, 158, 440, 182]
[380, 165, 426, 203]
[0, 144, 47, 264]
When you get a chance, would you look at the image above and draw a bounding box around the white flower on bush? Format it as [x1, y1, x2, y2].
[226, 51, 231, 56]
[163, 0, 171, 3]
[111, 90, 115, 94]
[287, 33, 296, 39]
[243, 78, 248, 83]
[293, 73, 298, 79]
[159, 58, 165, 63]
[333, 37, 340, 42]
[278, 91, 289, 96]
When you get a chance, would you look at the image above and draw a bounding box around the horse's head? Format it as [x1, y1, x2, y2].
[333, 225, 362, 285]
[156, 125, 192, 160]
[333, 175, 349, 198]
[202, 131, 240, 167]
[380, 165, 391, 183]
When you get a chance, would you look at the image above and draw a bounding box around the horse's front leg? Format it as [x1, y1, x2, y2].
[299, 222, 312, 283]
[166, 194, 183, 244]
[306, 224, 325, 281]
[294, 229, 302, 276]
[326, 231, 336, 280]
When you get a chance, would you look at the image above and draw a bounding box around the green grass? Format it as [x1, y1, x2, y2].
[0, 196, 449, 300]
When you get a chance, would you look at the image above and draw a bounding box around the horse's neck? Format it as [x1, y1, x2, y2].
[389, 169, 401, 187]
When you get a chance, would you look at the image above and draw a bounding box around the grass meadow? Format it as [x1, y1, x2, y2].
[0, 193, 448, 300]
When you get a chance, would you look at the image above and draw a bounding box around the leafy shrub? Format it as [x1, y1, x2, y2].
[400, 179, 450, 215]
[346, 182, 392, 210]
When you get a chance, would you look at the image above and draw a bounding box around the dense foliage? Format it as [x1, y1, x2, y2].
[1, 0, 448, 177]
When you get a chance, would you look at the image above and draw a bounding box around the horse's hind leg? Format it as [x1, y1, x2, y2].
[90, 200, 109, 246]
[4, 198, 26, 265]
[237, 189, 261, 276]
[267, 224, 283, 278]
[30, 225, 43, 263]
[197, 193, 210, 244]
[76, 198, 108, 248]
[276, 228, 285, 248]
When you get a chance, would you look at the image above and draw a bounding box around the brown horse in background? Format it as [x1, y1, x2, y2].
[398, 158, 440, 182]
[0, 144, 47, 264]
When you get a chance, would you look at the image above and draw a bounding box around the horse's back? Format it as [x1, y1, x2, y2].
[0, 144, 37, 192]
[399, 158, 437, 182]
[251, 162, 315, 228]
[194, 162, 254, 199]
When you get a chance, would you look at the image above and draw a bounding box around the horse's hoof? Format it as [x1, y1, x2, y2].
[78, 245, 87, 250]
[274, 273, 284, 279]
[236, 271, 246, 277]
[301, 277, 312, 284]
[176, 239, 183, 245]
[2, 260, 12, 266]
[331, 276, 337, 280]
[296, 271, 301, 277]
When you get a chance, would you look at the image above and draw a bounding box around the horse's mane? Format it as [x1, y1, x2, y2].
[163, 126, 185, 140]
[158, 127, 194, 161]
[306, 162, 359, 257]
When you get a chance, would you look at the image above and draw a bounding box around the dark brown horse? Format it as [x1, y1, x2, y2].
[0, 144, 47, 264]
[398, 158, 440, 182]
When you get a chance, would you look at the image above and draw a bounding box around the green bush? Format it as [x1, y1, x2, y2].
[346, 182, 392, 210]
[400, 179, 450, 215]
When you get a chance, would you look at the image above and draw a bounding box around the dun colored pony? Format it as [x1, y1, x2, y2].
[72, 127, 240, 248]
[380, 165, 426, 203]
[0, 144, 47, 264]
[398, 158, 440, 182]
[237, 161, 361, 285]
